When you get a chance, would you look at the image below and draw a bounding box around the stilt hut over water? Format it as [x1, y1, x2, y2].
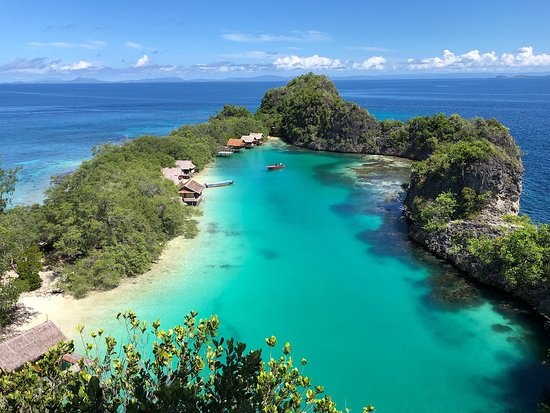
[178, 179, 205, 206]
[0, 321, 67, 373]
[241, 135, 256, 148]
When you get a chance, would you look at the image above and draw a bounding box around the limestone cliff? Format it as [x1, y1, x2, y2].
[259, 73, 549, 317]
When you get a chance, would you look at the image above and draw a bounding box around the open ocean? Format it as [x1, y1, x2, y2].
[1, 78, 549, 412]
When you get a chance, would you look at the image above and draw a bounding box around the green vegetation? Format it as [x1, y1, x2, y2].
[469, 217, 549, 291]
[0, 165, 44, 329]
[0, 109, 269, 304]
[258, 73, 379, 148]
[259, 74, 550, 313]
[0, 311, 374, 413]
[415, 192, 458, 232]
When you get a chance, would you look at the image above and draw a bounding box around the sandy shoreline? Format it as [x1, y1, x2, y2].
[14, 164, 219, 339]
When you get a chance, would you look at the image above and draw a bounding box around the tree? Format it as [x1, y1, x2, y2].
[0, 163, 20, 213]
[0, 311, 375, 413]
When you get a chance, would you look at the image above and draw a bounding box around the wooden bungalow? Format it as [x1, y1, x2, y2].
[0, 321, 67, 373]
[227, 138, 245, 152]
[241, 135, 256, 148]
[175, 160, 196, 179]
[248, 132, 265, 145]
[178, 179, 205, 206]
[161, 160, 196, 184]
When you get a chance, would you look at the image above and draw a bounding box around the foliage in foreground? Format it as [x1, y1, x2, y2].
[0, 311, 374, 413]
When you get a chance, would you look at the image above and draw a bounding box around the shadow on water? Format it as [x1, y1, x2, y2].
[315, 153, 550, 410]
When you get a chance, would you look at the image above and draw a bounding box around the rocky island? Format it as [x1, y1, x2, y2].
[257, 73, 549, 317]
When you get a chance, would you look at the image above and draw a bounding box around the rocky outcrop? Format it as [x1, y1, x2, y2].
[259, 73, 549, 318]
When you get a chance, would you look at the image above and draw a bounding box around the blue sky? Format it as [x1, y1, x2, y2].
[1, 0, 550, 81]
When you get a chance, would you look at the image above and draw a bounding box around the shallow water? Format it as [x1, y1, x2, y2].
[73, 141, 549, 413]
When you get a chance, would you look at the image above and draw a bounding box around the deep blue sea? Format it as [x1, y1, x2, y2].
[0, 78, 548, 222]
[1, 79, 549, 412]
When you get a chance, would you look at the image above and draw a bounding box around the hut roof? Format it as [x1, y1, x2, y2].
[248, 132, 264, 140]
[241, 135, 255, 143]
[0, 321, 67, 373]
[227, 138, 244, 147]
[179, 179, 205, 194]
[161, 167, 183, 184]
[175, 160, 196, 170]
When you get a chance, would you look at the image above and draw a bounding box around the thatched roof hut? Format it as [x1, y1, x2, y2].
[161, 167, 183, 184]
[178, 179, 205, 195]
[175, 160, 196, 171]
[227, 138, 245, 148]
[0, 321, 67, 373]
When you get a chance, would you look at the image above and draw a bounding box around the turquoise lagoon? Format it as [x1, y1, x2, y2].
[77, 141, 548, 413]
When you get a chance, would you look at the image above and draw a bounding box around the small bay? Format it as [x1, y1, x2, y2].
[66, 141, 549, 412]
[1, 79, 549, 412]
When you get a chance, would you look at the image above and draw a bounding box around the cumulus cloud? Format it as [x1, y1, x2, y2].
[55, 60, 93, 71]
[352, 56, 386, 70]
[501, 46, 550, 66]
[409, 46, 550, 70]
[222, 30, 329, 42]
[134, 54, 150, 68]
[274, 54, 345, 70]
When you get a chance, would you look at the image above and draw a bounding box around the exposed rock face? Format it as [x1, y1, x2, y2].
[404, 155, 523, 218]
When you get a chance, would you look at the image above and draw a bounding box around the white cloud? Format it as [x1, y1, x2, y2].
[0, 57, 96, 74]
[134, 54, 150, 68]
[125, 41, 142, 49]
[409, 46, 550, 70]
[501, 46, 550, 66]
[274, 54, 344, 70]
[222, 30, 329, 43]
[58, 60, 93, 71]
[352, 56, 386, 70]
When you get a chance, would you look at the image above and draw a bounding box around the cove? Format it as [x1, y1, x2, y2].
[73, 141, 549, 412]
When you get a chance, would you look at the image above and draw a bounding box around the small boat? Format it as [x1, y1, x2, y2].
[266, 163, 285, 171]
[205, 180, 234, 188]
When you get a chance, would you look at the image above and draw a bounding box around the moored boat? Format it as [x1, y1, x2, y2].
[266, 163, 285, 171]
[205, 180, 234, 188]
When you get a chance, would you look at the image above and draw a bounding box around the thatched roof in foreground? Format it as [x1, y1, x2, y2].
[0, 321, 66, 373]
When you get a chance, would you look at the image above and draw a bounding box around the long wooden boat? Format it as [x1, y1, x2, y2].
[266, 163, 285, 171]
[205, 180, 234, 188]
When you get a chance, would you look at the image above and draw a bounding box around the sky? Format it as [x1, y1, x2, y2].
[1, 0, 550, 81]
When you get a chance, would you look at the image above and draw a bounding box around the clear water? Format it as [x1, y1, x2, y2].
[71, 143, 549, 412]
[1, 80, 549, 412]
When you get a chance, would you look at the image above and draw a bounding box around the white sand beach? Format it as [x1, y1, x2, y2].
[15, 164, 219, 338]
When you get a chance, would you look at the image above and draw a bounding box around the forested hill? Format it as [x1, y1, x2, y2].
[258, 73, 549, 317]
